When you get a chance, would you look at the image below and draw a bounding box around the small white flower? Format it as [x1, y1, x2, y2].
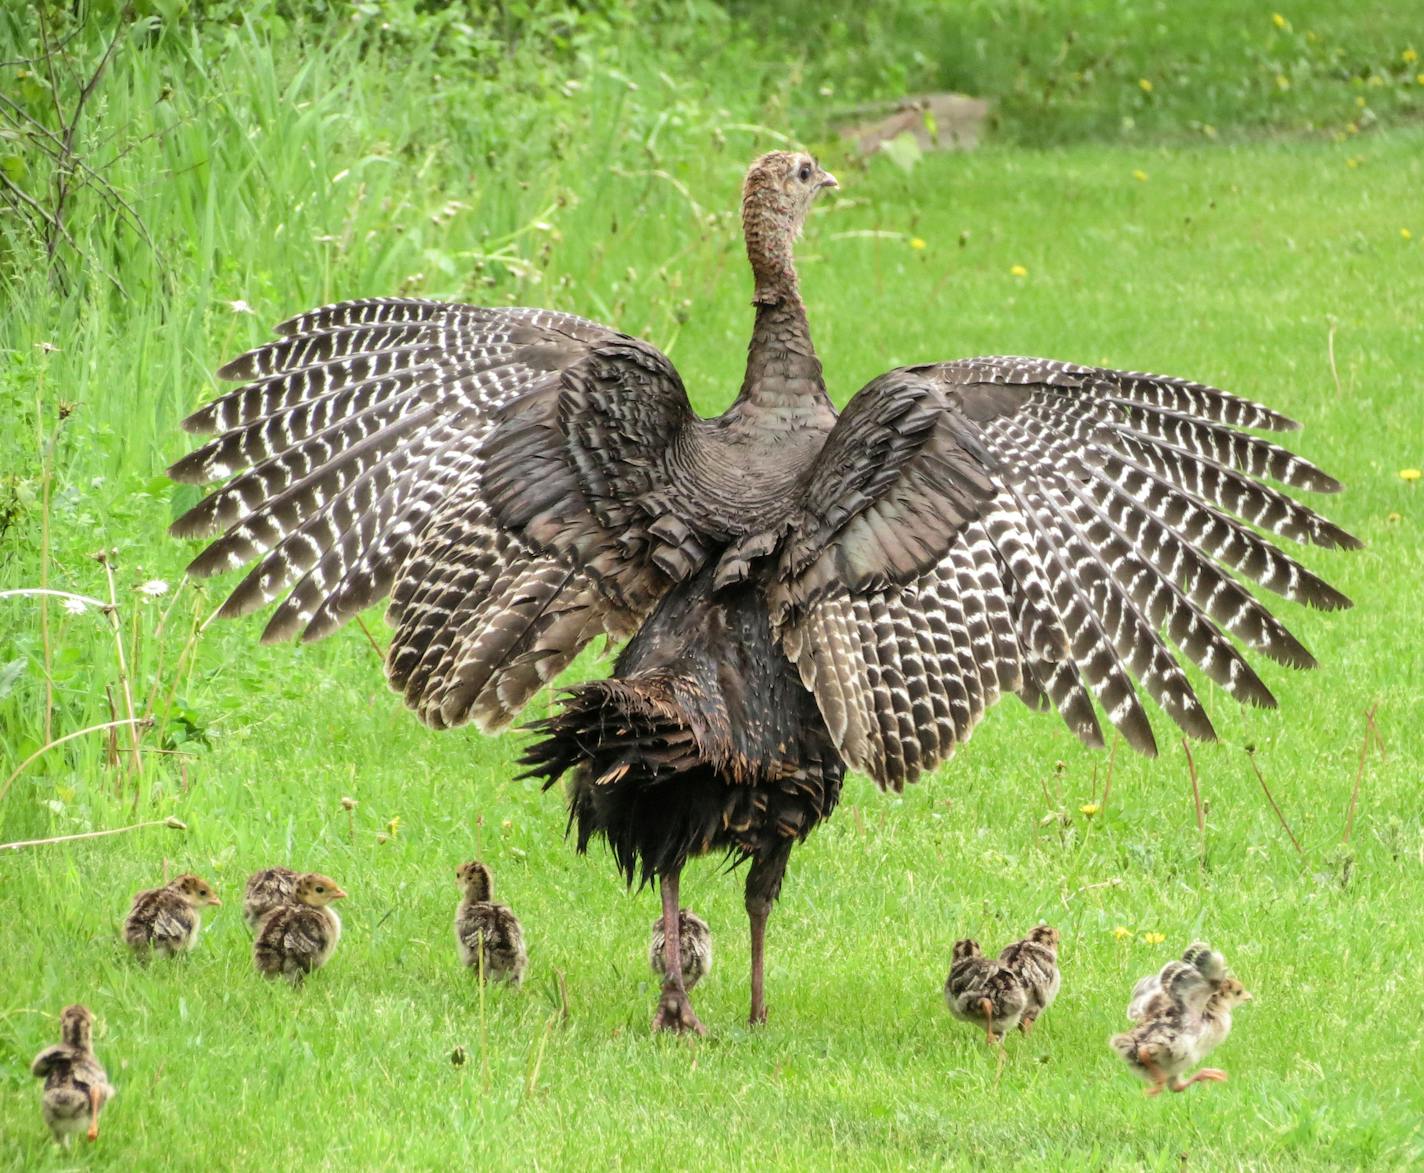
[138, 579, 170, 597]
[228, 299, 254, 315]
[63, 597, 88, 615]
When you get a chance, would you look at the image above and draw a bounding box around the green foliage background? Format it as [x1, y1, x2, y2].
[1, 2, 1421, 1168]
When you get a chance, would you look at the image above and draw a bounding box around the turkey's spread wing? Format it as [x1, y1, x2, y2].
[170, 299, 701, 730]
[775, 357, 1358, 790]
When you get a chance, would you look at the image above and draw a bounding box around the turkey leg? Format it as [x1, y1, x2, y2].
[651, 869, 705, 1035]
[745, 845, 791, 1026]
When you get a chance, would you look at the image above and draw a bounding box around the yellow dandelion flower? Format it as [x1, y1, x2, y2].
[1079, 803, 1101, 817]
[1271, 12, 1288, 30]
[1138, 78, 1153, 93]
[1418, 73, 1424, 85]
[1142, 932, 1166, 946]
[1401, 468, 1422, 481]
[1402, 228, 1415, 240]
[1112, 926, 1134, 941]
[1356, 96, 1367, 108]
[1275, 74, 1291, 91]
[1386, 511, 1402, 523]
[1010, 264, 1028, 278]
[386, 815, 402, 836]
[1346, 121, 1360, 134]
[910, 237, 927, 251]
[1404, 48, 1419, 64]
[1132, 169, 1149, 182]
[1346, 156, 1360, 169]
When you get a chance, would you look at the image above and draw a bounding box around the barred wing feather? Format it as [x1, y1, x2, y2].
[170, 298, 697, 730]
[775, 357, 1357, 791]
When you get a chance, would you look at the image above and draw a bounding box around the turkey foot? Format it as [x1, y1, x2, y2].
[652, 985, 706, 1035]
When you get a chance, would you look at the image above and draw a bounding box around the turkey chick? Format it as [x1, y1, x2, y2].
[1111, 963, 1252, 1095]
[123, 873, 221, 959]
[998, 924, 1061, 1034]
[650, 908, 713, 991]
[242, 866, 300, 930]
[945, 938, 1028, 1044]
[1127, 940, 1227, 1022]
[253, 872, 346, 982]
[30, 1004, 115, 1144]
[454, 860, 527, 985]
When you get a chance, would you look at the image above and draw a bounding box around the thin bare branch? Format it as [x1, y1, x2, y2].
[1, 816, 186, 853]
[1245, 746, 1304, 857]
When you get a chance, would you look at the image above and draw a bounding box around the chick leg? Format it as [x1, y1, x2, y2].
[745, 844, 790, 1027]
[651, 869, 705, 1036]
[1020, 1013, 1037, 1036]
[1173, 1068, 1229, 1092]
[979, 997, 997, 1046]
[85, 1086, 102, 1142]
[1138, 1047, 1168, 1097]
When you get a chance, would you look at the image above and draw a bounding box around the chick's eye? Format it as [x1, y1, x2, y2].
[798, 163, 812, 182]
[316, 886, 326, 893]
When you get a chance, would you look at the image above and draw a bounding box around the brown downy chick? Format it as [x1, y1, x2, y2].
[123, 873, 221, 959]
[1111, 964, 1252, 1095]
[945, 938, 1028, 1044]
[253, 872, 346, 982]
[30, 1005, 115, 1144]
[242, 866, 301, 930]
[1127, 941, 1228, 1022]
[998, 924, 1061, 1034]
[454, 861, 527, 985]
[650, 909, 713, 991]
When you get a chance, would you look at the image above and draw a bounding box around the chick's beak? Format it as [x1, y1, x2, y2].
[331, 886, 348, 900]
[819, 170, 839, 190]
[210, 895, 223, 906]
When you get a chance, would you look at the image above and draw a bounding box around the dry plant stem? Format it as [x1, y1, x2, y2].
[0, 717, 154, 805]
[98, 554, 145, 788]
[524, 1013, 557, 1099]
[1245, 748, 1304, 857]
[1, 815, 186, 852]
[35, 380, 55, 744]
[1182, 738, 1206, 860]
[1343, 704, 1379, 844]
[354, 615, 387, 661]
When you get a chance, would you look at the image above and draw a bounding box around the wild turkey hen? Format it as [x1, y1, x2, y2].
[169, 151, 1357, 1033]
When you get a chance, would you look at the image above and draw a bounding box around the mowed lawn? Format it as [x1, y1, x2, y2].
[2, 130, 1423, 1168]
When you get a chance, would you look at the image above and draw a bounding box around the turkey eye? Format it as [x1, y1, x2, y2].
[798, 163, 812, 182]
[316, 886, 325, 893]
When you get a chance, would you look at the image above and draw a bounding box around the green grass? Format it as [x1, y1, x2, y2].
[3, 6, 1424, 1169]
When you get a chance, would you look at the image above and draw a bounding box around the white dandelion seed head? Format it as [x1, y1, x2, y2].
[63, 597, 88, 615]
[138, 579, 170, 597]
[228, 299, 254, 315]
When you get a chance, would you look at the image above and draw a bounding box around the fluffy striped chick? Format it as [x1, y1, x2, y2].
[1111, 962, 1253, 1095]
[650, 909, 713, 991]
[30, 1005, 115, 1144]
[454, 861, 527, 985]
[998, 924, 1061, 1034]
[945, 938, 1029, 1045]
[253, 872, 346, 982]
[242, 866, 300, 930]
[1127, 941, 1228, 1022]
[123, 873, 221, 959]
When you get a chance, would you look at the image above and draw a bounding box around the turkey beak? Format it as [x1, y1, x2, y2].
[210, 895, 223, 906]
[819, 170, 839, 191]
[331, 886, 348, 900]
